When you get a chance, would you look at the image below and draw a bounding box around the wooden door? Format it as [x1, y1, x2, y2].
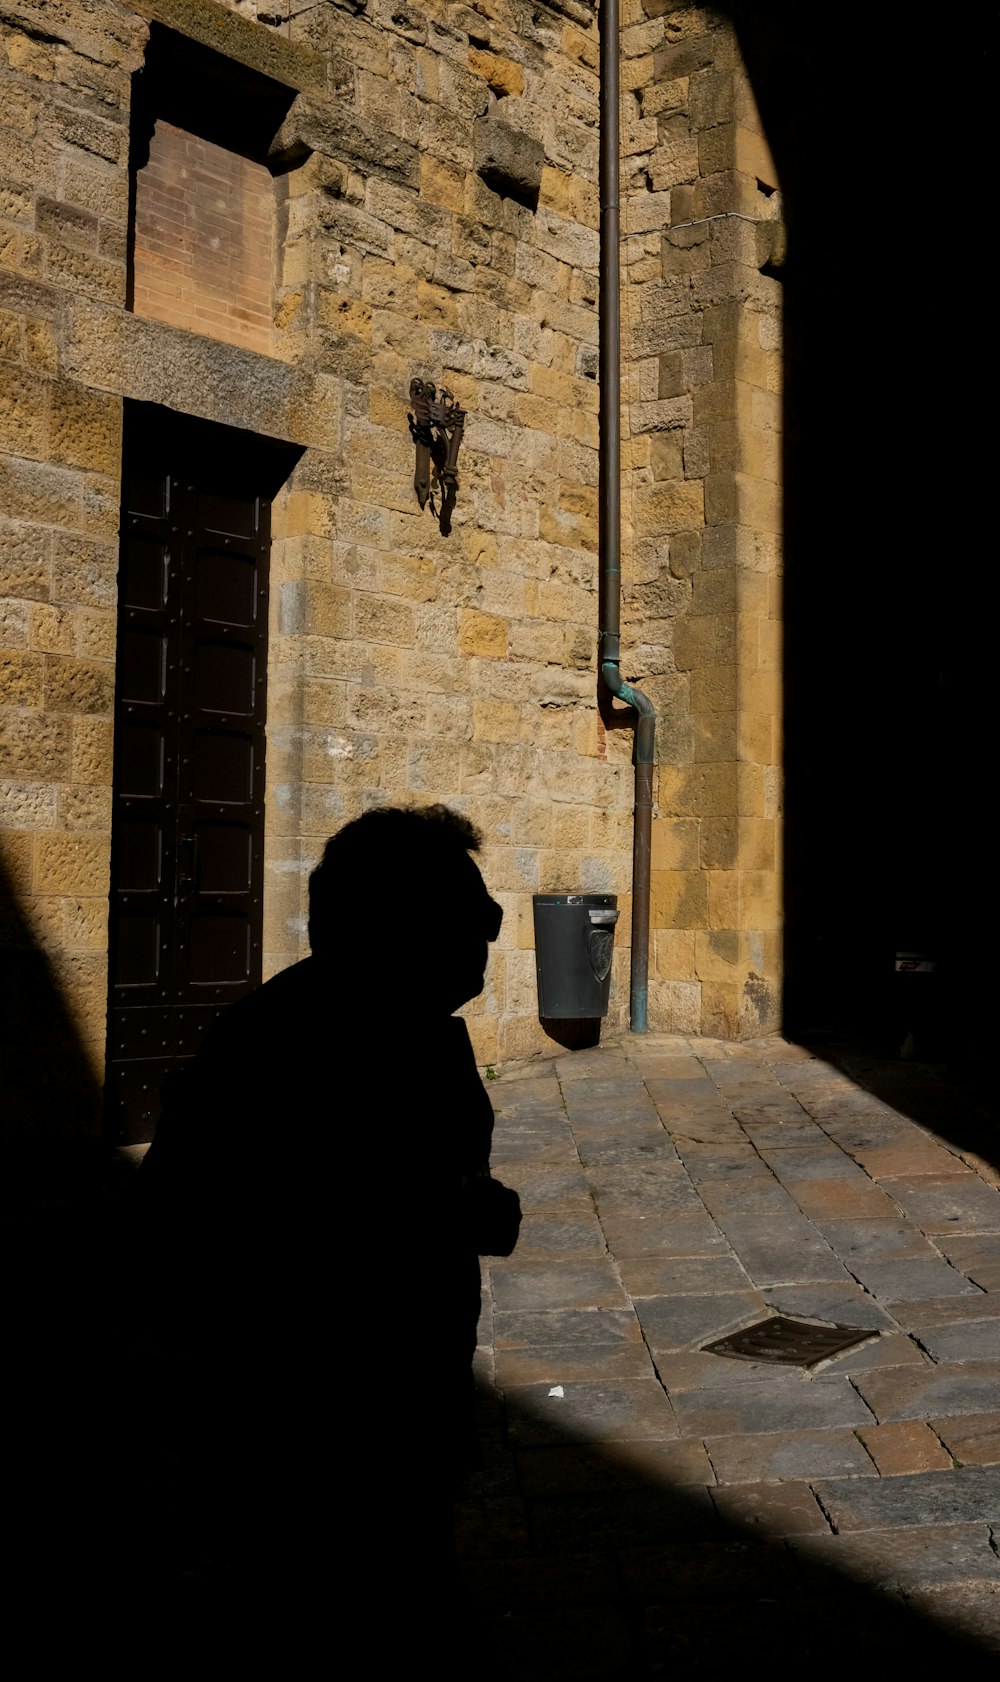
[107, 406, 281, 1144]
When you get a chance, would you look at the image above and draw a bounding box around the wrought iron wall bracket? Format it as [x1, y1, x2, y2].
[407, 378, 465, 535]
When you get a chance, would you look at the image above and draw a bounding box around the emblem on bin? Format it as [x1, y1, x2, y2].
[587, 906, 618, 982]
[532, 894, 619, 1018]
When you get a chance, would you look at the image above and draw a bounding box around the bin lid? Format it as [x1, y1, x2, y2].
[533, 893, 617, 907]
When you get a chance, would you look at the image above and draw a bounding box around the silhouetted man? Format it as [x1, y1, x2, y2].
[135, 805, 519, 1638]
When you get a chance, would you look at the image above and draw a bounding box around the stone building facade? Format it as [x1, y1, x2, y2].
[0, 0, 783, 1148]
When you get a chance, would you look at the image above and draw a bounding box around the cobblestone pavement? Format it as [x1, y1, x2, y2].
[457, 1035, 1000, 1676]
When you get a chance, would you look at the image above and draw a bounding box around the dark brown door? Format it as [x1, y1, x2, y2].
[107, 405, 294, 1144]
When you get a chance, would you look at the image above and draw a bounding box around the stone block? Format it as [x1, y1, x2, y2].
[931, 1414, 1000, 1466]
[0, 364, 49, 459]
[29, 603, 75, 654]
[0, 713, 71, 780]
[43, 655, 115, 715]
[459, 609, 508, 658]
[877, 1174, 1000, 1235]
[0, 517, 50, 601]
[0, 780, 58, 830]
[34, 831, 108, 895]
[633, 477, 704, 535]
[671, 1374, 874, 1437]
[60, 783, 111, 832]
[813, 1467, 1000, 1532]
[474, 117, 544, 201]
[650, 817, 698, 870]
[856, 1362, 1000, 1425]
[858, 1422, 954, 1476]
[472, 698, 521, 743]
[791, 1523, 1000, 1593]
[467, 47, 525, 99]
[353, 591, 413, 646]
[710, 1481, 831, 1536]
[650, 869, 709, 929]
[71, 717, 113, 783]
[51, 535, 117, 608]
[0, 649, 45, 706]
[0, 598, 30, 647]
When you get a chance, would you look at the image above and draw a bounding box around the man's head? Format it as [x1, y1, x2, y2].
[308, 805, 503, 1014]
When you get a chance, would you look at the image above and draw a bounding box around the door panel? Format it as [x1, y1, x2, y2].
[107, 407, 280, 1144]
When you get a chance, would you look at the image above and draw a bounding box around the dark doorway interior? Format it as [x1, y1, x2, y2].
[107, 402, 301, 1144]
[730, 6, 994, 1073]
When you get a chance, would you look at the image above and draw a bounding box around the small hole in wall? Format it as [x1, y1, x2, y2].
[756, 178, 777, 197]
[469, 32, 490, 48]
[478, 168, 539, 211]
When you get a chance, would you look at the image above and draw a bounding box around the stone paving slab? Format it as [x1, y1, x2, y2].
[930, 1413, 1000, 1465]
[504, 1213, 608, 1259]
[669, 1374, 875, 1436]
[654, 1349, 819, 1392]
[853, 1140, 967, 1178]
[493, 1307, 642, 1350]
[911, 1318, 1000, 1362]
[937, 1234, 1000, 1291]
[668, 1142, 769, 1182]
[593, 1209, 729, 1258]
[788, 1178, 905, 1223]
[596, 1212, 713, 1258]
[632, 1291, 765, 1352]
[489, 1260, 629, 1313]
[490, 1135, 581, 1165]
[584, 1161, 703, 1210]
[515, 1439, 713, 1496]
[853, 1361, 1000, 1422]
[527, 1487, 720, 1553]
[735, 1114, 824, 1146]
[812, 1466, 1000, 1529]
[889, 1292, 999, 1325]
[654, 1108, 750, 1143]
[760, 1281, 898, 1329]
[622, 1533, 799, 1591]
[879, 1173, 1000, 1233]
[696, 1177, 801, 1219]
[790, 1523, 1000, 1589]
[505, 1378, 678, 1445]
[803, 1332, 926, 1376]
[905, 1584, 1000, 1653]
[858, 1420, 954, 1475]
[493, 1342, 655, 1388]
[572, 1132, 679, 1167]
[615, 1254, 753, 1296]
[849, 1256, 982, 1300]
[816, 1217, 941, 1262]
[704, 1427, 876, 1484]
[704, 1217, 850, 1286]
[496, 1165, 596, 1211]
[709, 1480, 831, 1535]
[757, 1143, 874, 1181]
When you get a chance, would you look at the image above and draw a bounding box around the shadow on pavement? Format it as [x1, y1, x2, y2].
[456, 1380, 995, 1677]
[795, 1032, 999, 1180]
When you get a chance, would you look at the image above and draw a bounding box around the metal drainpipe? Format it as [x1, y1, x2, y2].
[598, 0, 655, 1034]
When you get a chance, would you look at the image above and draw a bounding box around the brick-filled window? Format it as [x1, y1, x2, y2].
[133, 122, 275, 354]
[128, 25, 299, 357]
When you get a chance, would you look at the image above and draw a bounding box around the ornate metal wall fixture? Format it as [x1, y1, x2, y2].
[407, 379, 465, 535]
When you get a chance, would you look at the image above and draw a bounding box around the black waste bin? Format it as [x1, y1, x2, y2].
[533, 894, 619, 1019]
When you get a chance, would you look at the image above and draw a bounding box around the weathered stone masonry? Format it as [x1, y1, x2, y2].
[0, 0, 782, 1149]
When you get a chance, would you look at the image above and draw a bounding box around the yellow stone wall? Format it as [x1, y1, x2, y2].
[1, 0, 788, 1158]
[619, 8, 784, 1037]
